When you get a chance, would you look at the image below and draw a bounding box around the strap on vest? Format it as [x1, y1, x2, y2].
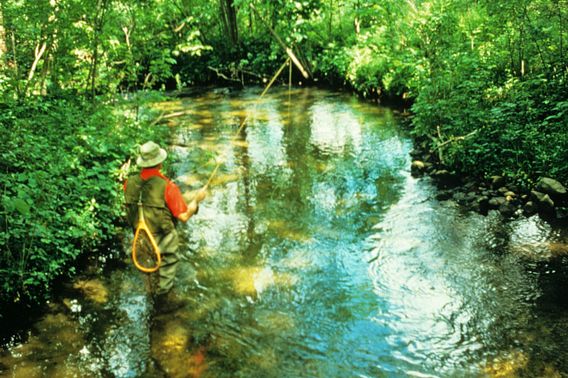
[137, 181, 148, 223]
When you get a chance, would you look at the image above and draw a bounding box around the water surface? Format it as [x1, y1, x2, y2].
[2, 87, 568, 377]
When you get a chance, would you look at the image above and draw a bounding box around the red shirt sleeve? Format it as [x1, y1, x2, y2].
[165, 181, 188, 219]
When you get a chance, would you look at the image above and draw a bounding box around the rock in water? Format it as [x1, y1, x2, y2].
[522, 201, 538, 216]
[410, 160, 426, 177]
[536, 178, 567, 197]
[531, 190, 555, 216]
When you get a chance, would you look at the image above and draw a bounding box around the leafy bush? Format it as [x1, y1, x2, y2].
[0, 95, 167, 305]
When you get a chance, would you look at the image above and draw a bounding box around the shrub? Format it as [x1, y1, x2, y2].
[0, 94, 167, 305]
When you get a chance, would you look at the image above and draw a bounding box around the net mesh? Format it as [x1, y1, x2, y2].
[133, 228, 159, 271]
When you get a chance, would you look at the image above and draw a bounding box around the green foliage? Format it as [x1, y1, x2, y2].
[0, 95, 167, 305]
[442, 75, 568, 186]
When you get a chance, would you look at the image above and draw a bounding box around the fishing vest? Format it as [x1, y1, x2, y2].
[124, 174, 176, 235]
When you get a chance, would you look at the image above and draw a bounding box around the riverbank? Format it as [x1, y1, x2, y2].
[0, 93, 169, 312]
[409, 137, 568, 223]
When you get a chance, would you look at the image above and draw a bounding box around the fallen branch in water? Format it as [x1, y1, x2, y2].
[163, 110, 191, 119]
[240, 69, 264, 80]
[207, 65, 241, 83]
[149, 110, 192, 126]
[149, 111, 165, 126]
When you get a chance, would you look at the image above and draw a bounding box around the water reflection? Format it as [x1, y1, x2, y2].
[2, 87, 567, 377]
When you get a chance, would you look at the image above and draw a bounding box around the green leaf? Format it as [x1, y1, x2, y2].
[13, 198, 31, 216]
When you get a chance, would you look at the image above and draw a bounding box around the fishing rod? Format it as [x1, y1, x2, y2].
[132, 58, 291, 273]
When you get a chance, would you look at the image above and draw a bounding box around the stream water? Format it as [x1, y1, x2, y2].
[1, 87, 568, 377]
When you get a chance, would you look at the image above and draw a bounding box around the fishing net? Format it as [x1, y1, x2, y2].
[133, 229, 160, 271]
[132, 212, 161, 274]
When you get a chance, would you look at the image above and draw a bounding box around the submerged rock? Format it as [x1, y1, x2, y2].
[488, 197, 507, 209]
[73, 279, 109, 304]
[523, 201, 539, 216]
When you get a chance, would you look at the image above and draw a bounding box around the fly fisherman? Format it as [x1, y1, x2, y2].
[124, 141, 207, 311]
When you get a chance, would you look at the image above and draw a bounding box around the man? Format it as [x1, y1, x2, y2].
[124, 141, 206, 308]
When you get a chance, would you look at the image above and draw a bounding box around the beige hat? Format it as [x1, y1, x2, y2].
[136, 141, 167, 167]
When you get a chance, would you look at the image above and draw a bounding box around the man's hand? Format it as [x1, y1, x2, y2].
[178, 185, 208, 223]
[195, 185, 208, 202]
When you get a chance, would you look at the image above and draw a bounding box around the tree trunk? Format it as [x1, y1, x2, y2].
[557, 0, 564, 68]
[220, 0, 238, 45]
[248, 10, 253, 34]
[353, 0, 362, 35]
[38, 50, 51, 95]
[0, 2, 7, 60]
[10, 32, 20, 97]
[328, 0, 333, 36]
[22, 42, 47, 97]
[88, 0, 110, 100]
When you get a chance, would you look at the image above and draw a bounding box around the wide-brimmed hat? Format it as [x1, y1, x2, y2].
[136, 141, 167, 167]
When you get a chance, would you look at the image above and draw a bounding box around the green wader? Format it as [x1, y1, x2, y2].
[125, 174, 179, 295]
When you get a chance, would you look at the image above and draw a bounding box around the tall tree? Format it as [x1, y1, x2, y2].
[88, 0, 110, 100]
[0, 1, 6, 60]
[220, 0, 238, 45]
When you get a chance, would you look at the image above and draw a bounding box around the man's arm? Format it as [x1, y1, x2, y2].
[178, 186, 207, 223]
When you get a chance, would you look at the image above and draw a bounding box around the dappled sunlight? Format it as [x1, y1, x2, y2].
[231, 139, 249, 148]
[0, 312, 85, 377]
[73, 279, 109, 304]
[221, 265, 296, 296]
[248, 346, 279, 372]
[278, 249, 313, 270]
[195, 139, 225, 155]
[256, 311, 296, 333]
[179, 174, 206, 187]
[268, 219, 312, 242]
[151, 320, 207, 378]
[221, 109, 252, 120]
[193, 116, 215, 126]
[223, 266, 267, 295]
[483, 351, 528, 377]
[153, 100, 184, 112]
[208, 172, 240, 187]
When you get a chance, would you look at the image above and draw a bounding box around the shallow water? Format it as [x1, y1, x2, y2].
[2, 87, 568, 377]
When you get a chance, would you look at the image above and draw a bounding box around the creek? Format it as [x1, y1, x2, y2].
[1, 87, 568, 377]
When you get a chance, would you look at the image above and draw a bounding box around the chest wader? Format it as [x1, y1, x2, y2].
[125, 175, 179, 294]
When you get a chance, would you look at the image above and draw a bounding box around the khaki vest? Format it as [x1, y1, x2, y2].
[124, 174, 176, 235]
